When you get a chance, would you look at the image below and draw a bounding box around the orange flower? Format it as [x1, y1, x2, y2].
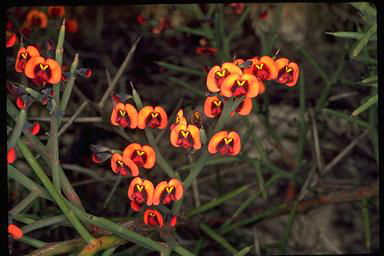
[48, 6, 65, 17]
[274, 58, 299, 87]
[138, 106, 168, 129]
[65, 19, 78, 33]
[170, 109, 187, 130]
[144, 209, 163, 228]
[6, 31, 16, 48]
[8, 148, 16, 164]
[15, 46, 40, 73]
[24, 56, 61, 86]
[25, 9, 48, 29]
[8, 224, 23, 240]
[153, 178, 183, 206]
[230, 97, 252, 117]
[128, 177, 155, 211]
[110, 103, 138, 128]
[204, 96, 224, 118]
[111, 153, 139, 177]
[233, 58, 245, 66]
[208, 131, 241, 156]
[207, 62, 242, 92]
[123, 143, 156, 169]
[220, 73, 260, 98]
[170, 123, 201, 150]
[244, 56, 278, 81]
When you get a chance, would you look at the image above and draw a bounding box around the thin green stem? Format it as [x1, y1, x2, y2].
[199, 223, 238, 255]
[278, 200, 299, 254]
[173, 245, 195, 256]
[8, 109, 26, 150]
[17, 236, 46, 248]
[17, 140, 94, 243]
[9, 191, 39, 216]
[22, 214, 67, 234]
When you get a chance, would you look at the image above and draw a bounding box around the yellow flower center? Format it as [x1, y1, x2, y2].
[181, 130, 190, 138]
[224, 138, 233, 144]
[39, 64, 49, 71]
[166, 186, 174, 193]
[236, 80, 245, 86]
[136, 185, 144, 191]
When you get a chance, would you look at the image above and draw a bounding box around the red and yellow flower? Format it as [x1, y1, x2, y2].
[207, 62, 242, 92]
[170, 109, 187, 130]
[153, 178, 183, 206]
[144, 209, 163, 228]
[170, 123, 201, 150]
[274, 58, 299, 87]
[220, 73, 260, 98]
[123, 143, 156, 169]
[111, 153, 139, 177]
[15, 46, 40, 73]
[128, 177, 154, 211]
[47, 6, 65, 17]
[110, 103, 138, 128]
[8, 224, 23, 240]
[24, 56, 62, 86]
[204, 96, 224, 118]
[25, 9, 48, 29]
[138, 106, 168, 129]
[244, 56, 278, 81]
[230, 97, 252, 117]
[208, 131, 241, 156]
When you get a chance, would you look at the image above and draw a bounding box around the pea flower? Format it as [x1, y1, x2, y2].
[274, 58, 299, 87]
[230, 97, 252, 117]
[143, 209, 163, 228]
[128, 177, 154, 211]
[123, 143, 156, 169]
[244, 56, 278, 81]
[15, 45, 40, 73]
[220, 73, 260, 98]
[111, 153, 139, 177]
[138, 106, 168, 129]
[110, 103, 138, 128]
[170, 123, 201, 150]
[208, 131, 241, 156]
[170, 109, 187, 130]
[153, 178, 183, 206]
[207, 62, 242, 93]
[204, 96, 224, 118]
[24, 56, 62, 86]
[25, 9, 48, 29]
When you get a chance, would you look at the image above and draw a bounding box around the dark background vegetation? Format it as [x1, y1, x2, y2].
[7, 3, 379, 255]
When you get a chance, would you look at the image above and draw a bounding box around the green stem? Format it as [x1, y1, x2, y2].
[17, 236, 46, 248]
[8, 109, 26, 149]
[322, 108, 369, 128]
[17, 140, 94, 243]
[199, 223, 238, 255]
[278, 201, 299, 254]
[9, 191, 39, 216]
[173, 245, 195, 256]
[22, 214, 67, 235]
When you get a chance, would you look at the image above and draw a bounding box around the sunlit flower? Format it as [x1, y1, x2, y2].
[25, 9, 48, 29]
[170, 109, 187, 130]
[143, 209, 163, 228]
[128, 177, 154, 211]
[244, 56, 278, 81]
[123, 143, 156, 169]
[8, 224, 23, 240]
[110, 103, 138, 128]
[153, 178, 183, 206]
[15, 46, 40, 73]
[111, 153, 139, 177]
[170, 123, 201, 150]
[208, 131, 241, 156]
[230, 97, 252, 117]
[24, 56, 62, 86]
[220, 73, 260, 98]
[207, 62, 242, 93]
[274, 58, 299, 87]
[138, 106, 168, 129]
[204, 96, 224, 118]
[47, 6, 65, 17]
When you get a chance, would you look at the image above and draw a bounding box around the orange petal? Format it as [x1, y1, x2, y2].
[208, 131, 228, 154]
[26, 45, 40, 58]
[15, 47, 26, 73]
[123, 143, 141, 158]
[222, 62, 243, 75]
[8, 224, 23, 240]
[242, 74, 260, 98]
[128, 177, 142, 199]
[233, 59, 244, 65]
[111, 103, 125, 126]
[243, 57, 259, 74]
[143, 208, 150, 225]
[220, 73, 241, 97]
[228, 131, 241, 155]
[260, 56, 278, 80]
[154, 210, 163, 228]
[111, 153, 123, 173]
[24, 56, 45, 79]
[237, 97, 252, 116]
[142, 145, 156, 169]
[123, 156, 139, 177]
[154, 106, 168, 129]
[130, 200, 142, 212]
[137, 106, 154, 129]
[45, 59, 62, 84]
[206, 65, 221, 92]
[143, 179, 155, 205]
[153, 181, 168, 206]
[286, 62, 299, 87]
[170, 123, 186, 148]
[188, 124, 201, 150]
[275, 58, 289, 70]
[125, 104, 138, 129]
[170, 215, 177, 227]
[259, 82, 266, 94]
[204, 96, 220, 118]
[168, 179, 183, 201]
[8, 148, 16, 164]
